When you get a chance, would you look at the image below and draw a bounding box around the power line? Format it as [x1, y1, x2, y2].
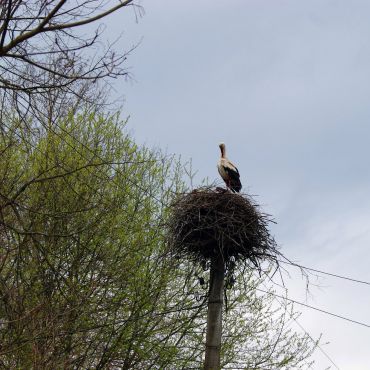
[257, 288, 370, 329]
[259, 271, 340, 369]
[261, 281, 340, 370]
[292, 316, 340, 370]
[278, 258, 370, 286]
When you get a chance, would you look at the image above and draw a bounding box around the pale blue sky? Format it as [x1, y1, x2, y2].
[103, 1, 370, 368]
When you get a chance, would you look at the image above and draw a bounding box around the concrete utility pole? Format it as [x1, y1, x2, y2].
[204, 253, 225, 370]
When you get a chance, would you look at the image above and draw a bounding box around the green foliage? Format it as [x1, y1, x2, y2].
[0, 112, 192, 368]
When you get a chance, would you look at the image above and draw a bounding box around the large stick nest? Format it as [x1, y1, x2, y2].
[168, 187, 279, 269]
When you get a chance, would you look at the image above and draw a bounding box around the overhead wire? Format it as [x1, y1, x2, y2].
[292, 315, 340, 370]
[260, 280, 340, 370]
[257, 288, 370, 329]
[277, 258, 370, 286]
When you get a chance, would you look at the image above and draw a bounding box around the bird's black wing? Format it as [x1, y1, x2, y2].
[223, 165, 242, 192]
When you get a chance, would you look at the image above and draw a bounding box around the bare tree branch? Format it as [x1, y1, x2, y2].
[0, 1, 138, 96]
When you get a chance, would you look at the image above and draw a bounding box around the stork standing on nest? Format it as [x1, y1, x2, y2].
[217, 143, 242, 193]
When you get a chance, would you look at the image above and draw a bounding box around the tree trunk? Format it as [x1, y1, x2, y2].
[204, 253, 225, 370]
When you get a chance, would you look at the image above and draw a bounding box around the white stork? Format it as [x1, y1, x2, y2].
[217, 143, 242, 193]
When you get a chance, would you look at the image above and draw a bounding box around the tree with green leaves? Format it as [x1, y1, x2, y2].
[0, 111, 198, 368]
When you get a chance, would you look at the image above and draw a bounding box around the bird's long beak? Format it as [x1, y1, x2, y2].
[219, 143, 225, 157]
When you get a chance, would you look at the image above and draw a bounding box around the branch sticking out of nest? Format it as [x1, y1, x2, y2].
[168, 187, 279, 272]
